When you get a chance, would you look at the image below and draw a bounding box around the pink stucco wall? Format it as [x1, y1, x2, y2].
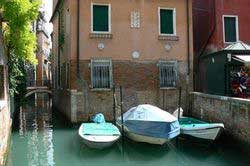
[53, 0, 193, 62]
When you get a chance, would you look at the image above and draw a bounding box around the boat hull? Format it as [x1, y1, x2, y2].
[181, 126, 224, 140]
[117, 123, 180, 145]
[78, 124, 120, 149]
[124, 128, 168, 145]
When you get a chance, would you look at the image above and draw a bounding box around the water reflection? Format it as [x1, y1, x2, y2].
[7, 93, 250, 166]
[8, 93, 55, 166]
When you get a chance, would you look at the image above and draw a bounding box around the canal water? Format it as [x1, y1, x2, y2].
[7, 93, 250, 166]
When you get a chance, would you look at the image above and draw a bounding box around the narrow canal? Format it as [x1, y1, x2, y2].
[7, 93, 250, 166]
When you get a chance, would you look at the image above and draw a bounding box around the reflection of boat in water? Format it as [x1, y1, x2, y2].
[117, 104, 180, 145]
[123, 139, 172, 161]
[78, 113, 121, 149]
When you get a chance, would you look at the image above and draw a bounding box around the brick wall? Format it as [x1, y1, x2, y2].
[53, 60, 192, 122]
[190, 92, 250, 145]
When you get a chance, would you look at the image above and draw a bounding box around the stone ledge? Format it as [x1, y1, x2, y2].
[190, 92, 250, 104]
[158, 35, 179, 41]
[89, 33, 113, 39]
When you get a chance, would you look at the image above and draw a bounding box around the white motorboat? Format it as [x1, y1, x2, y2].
[78, 123, 120, 149]
[117, 104, 180, 145]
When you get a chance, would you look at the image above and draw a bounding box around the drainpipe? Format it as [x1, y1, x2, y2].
[58, 11, 61, 88]
[77, 0, 80, 78]
[186, 0, 191, 114]
[76, 0, 89, 117]
[186, 0, 191, 76]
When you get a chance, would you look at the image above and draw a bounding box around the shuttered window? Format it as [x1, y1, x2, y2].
[91, 59, 112, 89]
[224, 16, 238, 43]
[92, 4, 110, 32]
[159, 8, 175, 35]
[159, 61, 178, 88]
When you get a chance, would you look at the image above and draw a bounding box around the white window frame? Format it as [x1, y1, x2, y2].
[223, 15, 239, 44]
[158, 7, 177, 36]
[91, 59, 113, 90]
[91, 3, 111, 34]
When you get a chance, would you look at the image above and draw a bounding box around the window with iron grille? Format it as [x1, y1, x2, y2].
[91, 59, 112, 89]
[158, 61, 178, 88]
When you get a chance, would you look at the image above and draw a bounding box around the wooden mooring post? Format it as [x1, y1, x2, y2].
[176, 86, 182, 147]
[120, 86, 125, 156]
[112, 85, 116, 125]
[178, 87, 182, 120]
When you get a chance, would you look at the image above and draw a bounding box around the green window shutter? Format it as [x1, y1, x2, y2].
[93, 5, 109, 32]
[224, 17, 237, 42]
[160, 9, 174, 34]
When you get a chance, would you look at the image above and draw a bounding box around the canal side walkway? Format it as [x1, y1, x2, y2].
[0, 101, 12, 166]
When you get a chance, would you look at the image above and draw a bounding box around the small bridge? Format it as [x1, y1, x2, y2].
[25, 80, 52, 97]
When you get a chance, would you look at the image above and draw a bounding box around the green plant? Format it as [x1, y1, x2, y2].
[0, 0, 40, 97]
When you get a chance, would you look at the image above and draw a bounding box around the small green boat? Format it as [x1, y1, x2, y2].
[179, 117, 224, 141]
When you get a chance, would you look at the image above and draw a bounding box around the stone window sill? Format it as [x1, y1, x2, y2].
[89, 33, 113, 39]
[158, 35, 179, 41]
[90, 88, 112, 92]
[160, 87, 177, 90]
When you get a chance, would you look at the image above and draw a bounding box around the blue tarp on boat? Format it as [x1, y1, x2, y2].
[117, 104, 180, 139]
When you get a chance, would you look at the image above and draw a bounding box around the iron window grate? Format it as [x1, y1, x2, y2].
[91, 59, 112, 89]
[159, 61, 178, 88]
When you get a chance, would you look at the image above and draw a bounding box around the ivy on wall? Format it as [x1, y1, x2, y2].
[0, 0, 40, 97]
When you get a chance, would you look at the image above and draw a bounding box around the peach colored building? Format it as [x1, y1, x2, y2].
[36, 6, 51, 87]
[36, 26, 51, 86]
[51, 0, 193, 122]
[27, 2, 51, 87]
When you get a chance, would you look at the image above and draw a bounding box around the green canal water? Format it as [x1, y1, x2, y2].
[7, 94, 250, 166]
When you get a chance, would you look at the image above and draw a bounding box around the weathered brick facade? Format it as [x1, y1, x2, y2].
[53, 60, 191, 122]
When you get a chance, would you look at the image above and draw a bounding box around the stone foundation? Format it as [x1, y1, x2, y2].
[53, 60, 193, 123]
[190, 92, 250, 145]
